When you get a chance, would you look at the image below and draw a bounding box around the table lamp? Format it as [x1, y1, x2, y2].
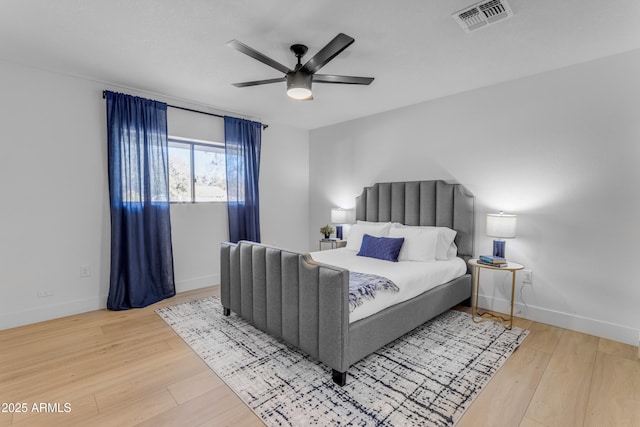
[486, 211, 517, 258]
[331, 208, 348, 240]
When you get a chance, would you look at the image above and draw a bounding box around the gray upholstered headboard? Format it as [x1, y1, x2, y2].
[355, 180, 475, 262]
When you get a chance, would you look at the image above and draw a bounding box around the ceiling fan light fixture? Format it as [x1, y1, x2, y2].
[287, 87, 312, 100]
[286, 72, 312, 100]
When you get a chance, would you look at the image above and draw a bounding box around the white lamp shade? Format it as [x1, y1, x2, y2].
[331, 208, 348, 224]
[486, 212, 517, 238]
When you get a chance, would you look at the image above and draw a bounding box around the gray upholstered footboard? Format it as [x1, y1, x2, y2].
[220, 241, 351, 381]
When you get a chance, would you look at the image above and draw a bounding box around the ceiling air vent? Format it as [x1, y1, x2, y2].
[453, 0, 513, 33]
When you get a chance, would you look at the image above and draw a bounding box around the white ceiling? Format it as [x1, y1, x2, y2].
[1, 0, 639, 129]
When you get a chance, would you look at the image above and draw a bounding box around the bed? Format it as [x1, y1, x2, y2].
[220, 180, 475, 385]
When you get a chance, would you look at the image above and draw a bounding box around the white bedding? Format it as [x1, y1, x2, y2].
[309, 248, 467, 323]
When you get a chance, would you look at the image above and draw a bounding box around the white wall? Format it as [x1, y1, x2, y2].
[0, 61, 109, 329]
[260, 124, 310, 253]
[309, 49, 640, 345]
[0, 59, 310, 330]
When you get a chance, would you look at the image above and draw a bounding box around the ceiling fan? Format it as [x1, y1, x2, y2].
[226, 33, 374, 101]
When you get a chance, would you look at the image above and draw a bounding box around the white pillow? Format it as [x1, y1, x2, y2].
[446, 241, 459, 259]
[436, 227, 458, 260]
[356, 220, 391, 227]
[391, 223, 457, 260]
[345, 221, 392, 251]
[388, 226, 438, 262]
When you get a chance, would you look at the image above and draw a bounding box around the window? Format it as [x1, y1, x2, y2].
[168, 136, 227, 202]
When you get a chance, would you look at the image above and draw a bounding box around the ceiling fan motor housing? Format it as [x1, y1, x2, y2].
[286, 71, 312, 99]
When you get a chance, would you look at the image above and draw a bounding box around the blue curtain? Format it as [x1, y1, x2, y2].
[224, 116, 262, 243]
[105, 91, 175, 310]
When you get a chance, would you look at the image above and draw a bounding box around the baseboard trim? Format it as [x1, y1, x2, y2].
[477, 294, 638, 346]
[175, 274, 218, 293]
[0, 275, 219, 332]
[0, 296, 106, 332]
[6, 284, 632, 346]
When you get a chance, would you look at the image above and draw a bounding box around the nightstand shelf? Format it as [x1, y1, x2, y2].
[319, 239, 347, 250]
[468, 258, 524, 329]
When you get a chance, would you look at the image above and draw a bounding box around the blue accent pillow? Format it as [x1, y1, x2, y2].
[357, 234, 405, 262]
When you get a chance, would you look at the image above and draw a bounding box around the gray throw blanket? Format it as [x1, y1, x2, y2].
[348, 272, 399, 311]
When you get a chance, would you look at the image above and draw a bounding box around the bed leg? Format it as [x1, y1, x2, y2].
[332, 369, 347, 387]
[223, 307, 230, 316]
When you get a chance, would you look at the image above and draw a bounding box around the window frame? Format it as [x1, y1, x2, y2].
[168, 135, 226, 204]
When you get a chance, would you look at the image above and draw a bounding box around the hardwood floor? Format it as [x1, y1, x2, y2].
[1, 287, 638, 426]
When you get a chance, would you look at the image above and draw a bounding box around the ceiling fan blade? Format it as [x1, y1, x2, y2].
[301, 33, 354, 75]
[227, 39, 291, 75]
[313, 74, 374, 85]
[232, 77, 286, 87]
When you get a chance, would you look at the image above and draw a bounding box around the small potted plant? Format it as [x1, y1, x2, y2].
[320, 225, 334, 239]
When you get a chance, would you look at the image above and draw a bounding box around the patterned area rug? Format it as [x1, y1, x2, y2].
[157, 297, 528, 426]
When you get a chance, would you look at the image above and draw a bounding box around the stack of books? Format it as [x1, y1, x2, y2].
[478, 255, 508, 267]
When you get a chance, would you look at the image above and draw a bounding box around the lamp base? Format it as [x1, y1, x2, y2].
[336, 225, 343, 240]
[493, 240, 506, 258]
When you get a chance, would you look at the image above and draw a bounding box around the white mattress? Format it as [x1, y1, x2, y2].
[309, 248, 467, 323]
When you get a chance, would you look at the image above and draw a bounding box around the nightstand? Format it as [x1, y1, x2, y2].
[319, 239, 347, 250]
[468, 258, 524, 329]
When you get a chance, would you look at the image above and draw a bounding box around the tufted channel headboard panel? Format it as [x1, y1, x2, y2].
[355, 180, 475, 262]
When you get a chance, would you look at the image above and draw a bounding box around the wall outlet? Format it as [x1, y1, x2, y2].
[37, 290, 54, 298]
[80, 264, 91, 278]
[522, 269, 533, 283]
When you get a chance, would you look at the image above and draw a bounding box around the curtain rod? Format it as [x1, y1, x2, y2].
[102, 90, 268, 130]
